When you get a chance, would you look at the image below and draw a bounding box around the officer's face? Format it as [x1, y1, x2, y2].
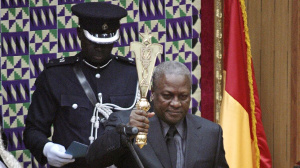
[152, 74, 191, 126]
[78, 27, 114, 66]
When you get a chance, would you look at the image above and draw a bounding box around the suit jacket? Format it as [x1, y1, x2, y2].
[86, 110, 229, 168]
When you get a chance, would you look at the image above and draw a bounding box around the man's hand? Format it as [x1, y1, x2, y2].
[128, 109, 155, 133]
[43, 142, 75, 167]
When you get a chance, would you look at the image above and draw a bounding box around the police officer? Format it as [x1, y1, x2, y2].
[23, 2, 138, 167]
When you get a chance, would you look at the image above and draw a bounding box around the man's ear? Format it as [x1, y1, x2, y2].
[150, 87, 154, 94]
[150, 89, 155, 101]
[150, 92, 154, 102]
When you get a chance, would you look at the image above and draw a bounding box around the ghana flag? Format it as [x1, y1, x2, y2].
[219, 0, 272, 167]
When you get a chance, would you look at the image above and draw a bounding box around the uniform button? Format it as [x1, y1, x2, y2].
[95, 73, 101, 78]
[72, 104, 78, 109]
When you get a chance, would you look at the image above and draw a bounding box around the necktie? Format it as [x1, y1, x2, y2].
[166, 126, 177, 168]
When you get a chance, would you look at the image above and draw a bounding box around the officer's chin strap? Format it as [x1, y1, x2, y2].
[89, 82, 140, 144]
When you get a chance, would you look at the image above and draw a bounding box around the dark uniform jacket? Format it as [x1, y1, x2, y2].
[23, 52, 138, 167]
[86, 110, 229, 168]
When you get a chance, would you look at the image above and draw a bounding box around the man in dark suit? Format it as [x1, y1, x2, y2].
[86, 61, 229, 168]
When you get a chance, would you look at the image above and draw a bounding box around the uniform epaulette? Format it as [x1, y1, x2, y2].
[46, 56, 80, 69]
[114, 56, 135, 65]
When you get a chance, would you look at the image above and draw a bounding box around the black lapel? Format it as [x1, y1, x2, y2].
[147, 115, 172, 168]
[185, 114, 203, 168]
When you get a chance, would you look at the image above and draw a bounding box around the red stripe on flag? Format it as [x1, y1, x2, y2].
[224, 0, 250, 113]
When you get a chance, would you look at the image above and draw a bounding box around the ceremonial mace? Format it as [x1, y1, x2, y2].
[130, 28, 163, 149]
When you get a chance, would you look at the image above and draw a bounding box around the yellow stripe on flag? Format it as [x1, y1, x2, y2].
[220, 79, 253, 168]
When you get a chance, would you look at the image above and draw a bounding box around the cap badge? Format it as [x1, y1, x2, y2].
[102, 23, 108, 30]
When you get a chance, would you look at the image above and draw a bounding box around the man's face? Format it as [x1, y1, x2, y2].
[152, 74, 191, 125]
[77, 28, 114, 66]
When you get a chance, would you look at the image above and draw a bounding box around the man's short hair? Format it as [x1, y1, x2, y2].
[152, 61, 192, 90]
